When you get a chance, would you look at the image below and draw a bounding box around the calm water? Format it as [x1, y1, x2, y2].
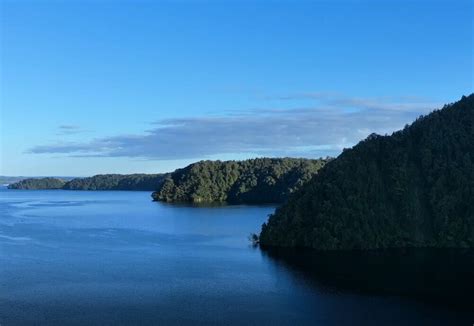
[0, 188, 471, 325]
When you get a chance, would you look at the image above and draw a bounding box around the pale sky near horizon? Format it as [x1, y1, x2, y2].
[1, 0, 473, 176]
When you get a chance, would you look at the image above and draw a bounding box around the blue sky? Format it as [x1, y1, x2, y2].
[1, 0, 472, 176]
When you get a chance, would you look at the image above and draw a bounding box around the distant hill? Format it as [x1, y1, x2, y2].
[0, 176, 29, 185]
[63, 174, 166, 191]
[7, 177, 67, 189]
[260, 95, 474, 250]
[152, 158, 330, 204]
[8, 174, 166, 191]
[0, 176, 74, 186]
[8, 159, 330, 204]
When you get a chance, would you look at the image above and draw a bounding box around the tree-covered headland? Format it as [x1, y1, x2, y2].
[152, 158, 330, 204]
[7, 177, 67, 190]
[8, 174, 166, 191]
[260, 95, 474, 250]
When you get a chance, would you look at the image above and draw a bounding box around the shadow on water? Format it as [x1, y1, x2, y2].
[260, 246, 474, 311]
[154, 200, 277, 209]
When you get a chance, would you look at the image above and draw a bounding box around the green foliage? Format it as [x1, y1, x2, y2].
[152, 158, 330, 204]
[8, 177, 66, 190]
[63, 174, 165, 191]
[8, 174, 166, 191]
[260, 94, 474, 250]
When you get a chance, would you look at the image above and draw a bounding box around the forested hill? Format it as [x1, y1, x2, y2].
[8, 159, 329, 199]
[8, 177, 67, 190]
[63, 174, 165, 190]
[8, 174, 166, 191]
[260, 94, 474, 250]
[152, 158, 330, 204]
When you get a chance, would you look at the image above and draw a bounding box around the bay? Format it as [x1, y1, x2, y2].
[0, 188, 470, 325]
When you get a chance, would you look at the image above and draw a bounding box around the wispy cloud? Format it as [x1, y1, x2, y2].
[29, 94, 442, 160]
[56, 125, 88, 135]
[264, 92, 439, 112]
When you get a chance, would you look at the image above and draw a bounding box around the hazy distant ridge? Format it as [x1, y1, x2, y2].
[8, 174, 166, 191]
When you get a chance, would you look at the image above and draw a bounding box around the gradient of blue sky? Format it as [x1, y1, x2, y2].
[1, 0, 472, 176]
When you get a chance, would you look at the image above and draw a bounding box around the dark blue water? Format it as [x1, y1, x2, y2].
[0, 188, 471, 325]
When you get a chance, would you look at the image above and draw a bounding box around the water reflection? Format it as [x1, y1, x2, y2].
[261, 247, 474, 310]
[2, 188, 472, 325]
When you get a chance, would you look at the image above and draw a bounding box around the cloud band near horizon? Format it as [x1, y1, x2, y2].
[28, 95, 442, 160]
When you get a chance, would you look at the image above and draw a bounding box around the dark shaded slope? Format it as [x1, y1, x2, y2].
[260, 95, 474, 249]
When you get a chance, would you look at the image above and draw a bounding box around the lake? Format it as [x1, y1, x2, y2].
[0, 188, 471, 325]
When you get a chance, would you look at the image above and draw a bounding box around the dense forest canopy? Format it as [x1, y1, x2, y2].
[260, 95, 474, 250]
[7, 158, 329, 202]
[8, 174, 166, 191]
[152, 158, 330, 204]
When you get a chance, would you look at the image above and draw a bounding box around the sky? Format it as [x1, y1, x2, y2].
[1, 0, 473, 176]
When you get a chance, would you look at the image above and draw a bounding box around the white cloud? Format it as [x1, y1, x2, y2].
[29, 94, 441, 160]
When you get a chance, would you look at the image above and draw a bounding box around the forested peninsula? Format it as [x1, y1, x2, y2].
[8, 177, 67, 190]
[260, 95, 474, 250]
[152, 158, 329, 204]
[8, 174, 166, 191]
[8, 158, 329, 203]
